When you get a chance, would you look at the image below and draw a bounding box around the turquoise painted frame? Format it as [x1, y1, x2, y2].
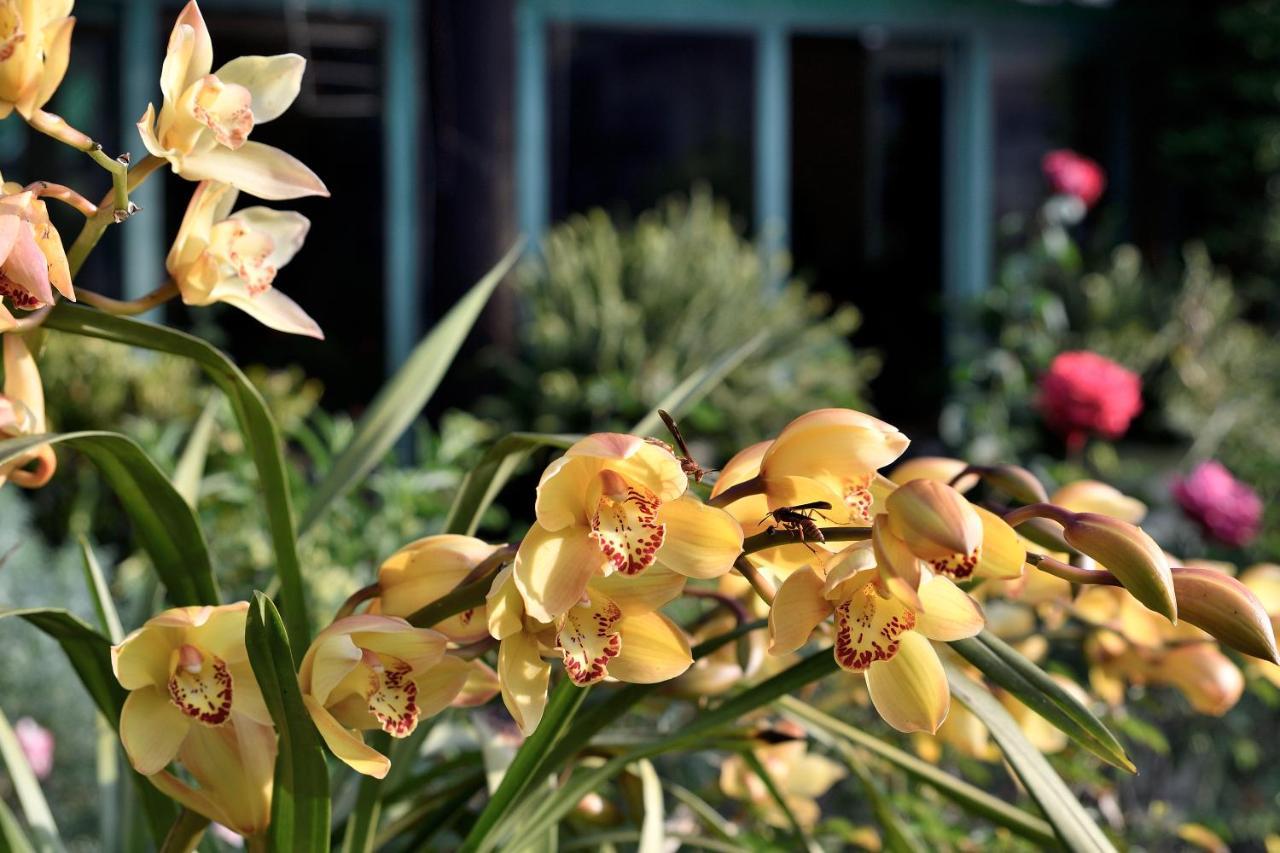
[79, 0, 424, 371]
[514, 0, 1102, 348]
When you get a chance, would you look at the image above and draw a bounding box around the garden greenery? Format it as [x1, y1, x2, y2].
[0, 4, 1277, 852]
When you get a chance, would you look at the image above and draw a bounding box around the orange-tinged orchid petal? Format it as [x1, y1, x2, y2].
[450, 659, 501, 708]
[513, 521, 609, 623]
[564, 433, 688, 504]
[589, 565, 685, 615]
[377, 534, 506, 643]
[0, 2, 76, 118]
[768, 565, 832, 655]
[890, 456, 978, 492]
[303, 693, 390, 779]
[761, 408, 908, 485]
[178, 718, 275, 835]
[608, 611, 693, 683]
[498, 631, 551, 735]
[872, 515, 924, 609]
[120, 686, 193, 775]
[1051, 480, 1147, 523]
[885, 480, 982, 580]
[914, 574, 985, 641]
[412, 656, 473, 719]
[653, 496, 743, 579]
[558, 595, 623, 686]
[972, 506, 1025, 580]
[1, 333, 55, 489]
[1150, 644, 1244, 716]
[486, 565, 528, 640]
[864, 632, 949, 733]
[214, 54, 304, 123]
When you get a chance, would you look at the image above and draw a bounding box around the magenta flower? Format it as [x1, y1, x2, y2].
[1038, 351, 1143, 451]
[14, 717, 53, 779]
[1173, 461, 1263, 547]
[1042, 149, 1106, 209]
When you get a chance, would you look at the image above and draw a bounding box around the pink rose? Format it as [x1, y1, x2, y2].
[1038, 351, 1143, 450]
[1172, 461, 1262, 548]
[14, 717, 53, 779]
[1042, 149, 1106, 208]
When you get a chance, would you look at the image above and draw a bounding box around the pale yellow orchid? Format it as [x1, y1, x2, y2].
[1, 332, 54, 488]
[0, 184, 73, 328]
[0, 1, 74, 121]
[167, 180, 320, 338]
[138, 1, 327, 200]
[487, 563, 693, 733]
[299, 614, 470, 778]
[770, 545, 985, 733]
[373, 533, 508, 644]
[1051, 480, 1147, 524]
[888, 455, 978, 492]
[712, 408, 908, 526]
[513, 432, 742, 622]
[719, 721, 846, 829]
[111, 602, 276, 836]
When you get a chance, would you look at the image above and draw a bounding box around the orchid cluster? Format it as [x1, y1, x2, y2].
[1, 2, 1278, 848]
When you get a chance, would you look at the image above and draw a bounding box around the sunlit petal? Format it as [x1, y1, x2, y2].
[865, 632, 949, 733]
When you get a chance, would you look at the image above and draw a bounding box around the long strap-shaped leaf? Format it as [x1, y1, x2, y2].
[950, 631, 1135, 773]
[629, 331, 769, 437]
[300, 241, 525, 535]
[0, 432, 217, 607]
[946, 664, 1117, 853]
[443, 432, 577, 536]
[245, 593, 330, 853]
[0, 707, 64, 853]
[43, 304, 309, 650]
[0, 608, 175, 842]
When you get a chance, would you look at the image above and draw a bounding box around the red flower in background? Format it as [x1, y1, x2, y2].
[1172, 461, 1262, 548]
[1042, 149, 1106, 209]
[1038, 351, 1142, 450]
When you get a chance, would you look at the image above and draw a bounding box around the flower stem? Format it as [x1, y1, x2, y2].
[684, 586, 752, 625]
[76, 280, 179, 316]
[66, 154, 165, 278]
[25, 181, 98, 217]
[706, 475, 765, 508]
[1026, 552, 1121, 586]
[741, 525, 870, 554]
[733, 556, 776, 606]
[335, 582, 381, 620]
[1001, 502, 1076, 530]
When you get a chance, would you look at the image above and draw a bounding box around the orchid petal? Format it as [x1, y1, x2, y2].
[214, 54, 305, 124]
[865, 632, 949, 733]
[180, 140, 328, 200]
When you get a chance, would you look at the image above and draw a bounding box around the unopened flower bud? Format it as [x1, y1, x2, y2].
[890, 456, 978, 492]
[1063, 513, 1176, 622]
[977, 464, 1048, 505]
[1051, 480, 1147, 523]
[884, 480, 982, 579]
[1171, 568, 1280, 664]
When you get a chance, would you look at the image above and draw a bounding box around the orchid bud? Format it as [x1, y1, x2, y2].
[872, 515, 923, 608]
[889, 456, 978, 492]
[884, 480, 982, 579]
[1051, 480, 1147, 523]
[1171, 568, 1280, 664]
[977, 464, 1048, 505]
[1062, 513, 1176, 622]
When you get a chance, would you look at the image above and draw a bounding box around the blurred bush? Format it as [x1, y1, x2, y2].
[476, 189, 880, 461]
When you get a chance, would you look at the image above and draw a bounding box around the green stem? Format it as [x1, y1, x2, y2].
[76, 280, 178, 316]
[706, 475, 765, 508]
[741, 525, 870, 554]
[1027, 552, 1121, 587]
[66, 155, 165, 278]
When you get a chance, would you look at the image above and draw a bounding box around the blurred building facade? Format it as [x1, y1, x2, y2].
[1, 0, 1183, 413]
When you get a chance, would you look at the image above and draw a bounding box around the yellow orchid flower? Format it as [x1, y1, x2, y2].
[373, 533, 508, 644]
[672, 574, 771, 698]
[1, 332, 54, 488]
[713, 408, 909, 525]
[167, 180, 319, 338]
[0, 184, 73, 328]
[888, 455, 978, 492]
[770, 546, 985, 733]
[1240, 564, 1280, 688]
[298, 614, 469, 778]
[487, 563, 693, 732]
[513, 432, 742, 622]
[1051, 480, 1147, 524]
[138, 1, 327, 200]
[0, 1, 74, 121]
[719, 721, 846, 829]
[110, 602, 276, 836]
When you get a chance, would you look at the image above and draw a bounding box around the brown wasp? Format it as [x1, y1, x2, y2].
[760, 501, 833, 551]
[657, 409, 712, 483]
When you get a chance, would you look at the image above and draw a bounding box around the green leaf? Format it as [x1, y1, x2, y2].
[633, 759, 665, 853]
[0, 796, 35, 853]
[629, 331, 768, 436]
[0, 608, 176, 843]
[741, 749, 818, 853]
[0, 707, 64, 853]
[442, 432, 576, 536]
[946, 664, 1117, 853]
[77, 537, 124, 642]
[300, 241, 524, 535]
[340, 731, 390, 853]
[0, 432, 216, 607]
[950, 631, 1135, 773]
[44, 304, 310, 651]
[244, 593, 330, 853]
[172, 398, 220, 508]
[824, 739, 925, 853]
[778, 697, 1056, 846]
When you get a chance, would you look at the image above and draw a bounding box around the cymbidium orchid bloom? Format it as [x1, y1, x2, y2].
[373, 534, 508, 643]
[770, 544, 985, 733]
[0, 2, 74, 121]
[167, 180, 320, 338]
[299, 615, 469, 778]
[488, 563, 693, 733]
[1, 333, 55, 489]
[713, 408, 909, 525]
[111, 602, 276, 836]
[138, 1, 327, 200]
[889, 455, 978, 492]
[0, 184, 73, 329]
[719, 722, 845, 829]
[513, 432, 742, 622]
